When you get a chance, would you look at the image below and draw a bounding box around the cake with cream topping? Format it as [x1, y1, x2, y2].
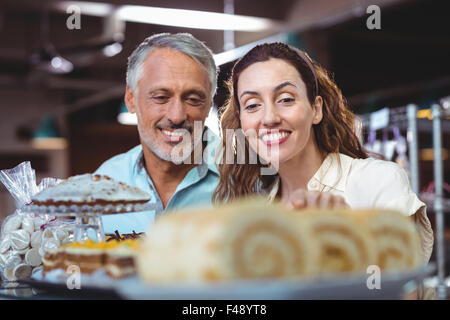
[104, 241, 139, 278]
[42, 239, 139, 278]
[31, 174, 151, 207]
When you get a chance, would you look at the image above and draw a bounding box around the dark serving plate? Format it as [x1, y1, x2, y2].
[16, 278, 122, 299]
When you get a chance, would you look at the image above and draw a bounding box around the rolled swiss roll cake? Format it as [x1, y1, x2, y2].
[352, 209, 422, 270]
[137, 199, 319, 282]
[289, 209, 377, 275]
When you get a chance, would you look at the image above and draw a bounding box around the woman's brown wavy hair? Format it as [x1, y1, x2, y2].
[213, 42, 368, 204]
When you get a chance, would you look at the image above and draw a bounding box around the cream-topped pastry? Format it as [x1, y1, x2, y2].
[31, 174, 150, 205]
[42, 239, 139, 277]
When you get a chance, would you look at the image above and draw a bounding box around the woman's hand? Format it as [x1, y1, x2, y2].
[286, 189, 348, 210]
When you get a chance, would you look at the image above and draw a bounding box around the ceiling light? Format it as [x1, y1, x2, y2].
[214, 33, 287, 66]
[117, 103, 137, 125]
[103, 42, 123, 57]
[56, 1, 280, 32]
[32, 115, 68, 150]
[32, 137, 68, 150]
[117, 5, 276, 31]
[31, 46, 74, 74]
[33, 2, 73, 74]
[117, 112, 137, 126]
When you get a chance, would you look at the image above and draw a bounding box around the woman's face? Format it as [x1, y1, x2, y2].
[237, 58, 322, 166]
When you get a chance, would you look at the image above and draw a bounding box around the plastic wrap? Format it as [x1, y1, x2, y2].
[0, 162, 63, 281]
[39, 219, 75, 256]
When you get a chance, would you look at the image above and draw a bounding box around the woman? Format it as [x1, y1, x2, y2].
[213, 43, 433, 289]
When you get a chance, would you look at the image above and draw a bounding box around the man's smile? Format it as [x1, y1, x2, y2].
[159, 128, 187, 143]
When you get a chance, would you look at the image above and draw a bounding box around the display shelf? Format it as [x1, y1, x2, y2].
[358, 101, 449, 299]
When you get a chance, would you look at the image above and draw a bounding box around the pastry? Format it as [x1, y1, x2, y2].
[2, 216, 22, 233]
[41, 238, 60, 256]
[25, 248, 42, 267]
[21, 218, 35, 235]
[63, 242, 105, 274]
[13, 263, 32, 280]
[12, 247, 29, 255]
[104, 240, 139, 278]
[137, 199, 318, 282]
[5, 254, 22, 270]
[0, 237, 11, 254]
[9, 230, 30, 251]
[30, 231, 43, 248]
[42, 239, 139, 278]
[0, 253, 6, 268]
[352, 209, 422, 270]
[136, 200, 423, 283]
[41, 248, 63, 274]
[0, 215, 46, 280]
[290, 209, 377, 275]
[4, 268, 16, 281]
[31, 174, 151, 207]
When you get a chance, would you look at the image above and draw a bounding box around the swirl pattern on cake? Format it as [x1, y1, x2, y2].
[352, 209, 422, 270]
[137, 199, 318, 282]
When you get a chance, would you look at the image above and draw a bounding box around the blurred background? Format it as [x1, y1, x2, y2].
[0, 0, 449, 265]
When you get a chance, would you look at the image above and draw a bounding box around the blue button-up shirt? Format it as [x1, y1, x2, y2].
[94, 128, 220, 234]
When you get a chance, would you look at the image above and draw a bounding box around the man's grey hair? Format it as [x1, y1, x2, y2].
[126, 33, 218, 99]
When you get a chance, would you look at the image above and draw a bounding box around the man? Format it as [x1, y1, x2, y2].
[95, 33, 219, 234]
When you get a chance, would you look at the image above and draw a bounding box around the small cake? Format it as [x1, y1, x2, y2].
[31, 174, 151, 207]
[62, 241, 107, 274]
[137, 199, 319, 282]
[289, 209, 377, 275]
[104, 240, 139, 278]
[42, 249, 63, 275]
[136, 199, 424, 284]
[351, 209, 422, 270]
[42, 239, 140, 278]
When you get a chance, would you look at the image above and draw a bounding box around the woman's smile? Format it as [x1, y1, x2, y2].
[259, 129, 292, 146]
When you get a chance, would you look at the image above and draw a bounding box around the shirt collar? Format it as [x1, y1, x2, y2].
[310, 152, 352, 192]
[266, 152, 353, 201]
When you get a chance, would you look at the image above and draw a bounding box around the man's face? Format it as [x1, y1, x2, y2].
[125, 48, 212, 163]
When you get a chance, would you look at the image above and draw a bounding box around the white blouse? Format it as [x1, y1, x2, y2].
[267, 152, 434, 264]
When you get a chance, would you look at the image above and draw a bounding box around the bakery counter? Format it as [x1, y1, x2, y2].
[0, 167, 437, 300]
[0, 200, 436, 300]
[0, 263, 435, 300]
